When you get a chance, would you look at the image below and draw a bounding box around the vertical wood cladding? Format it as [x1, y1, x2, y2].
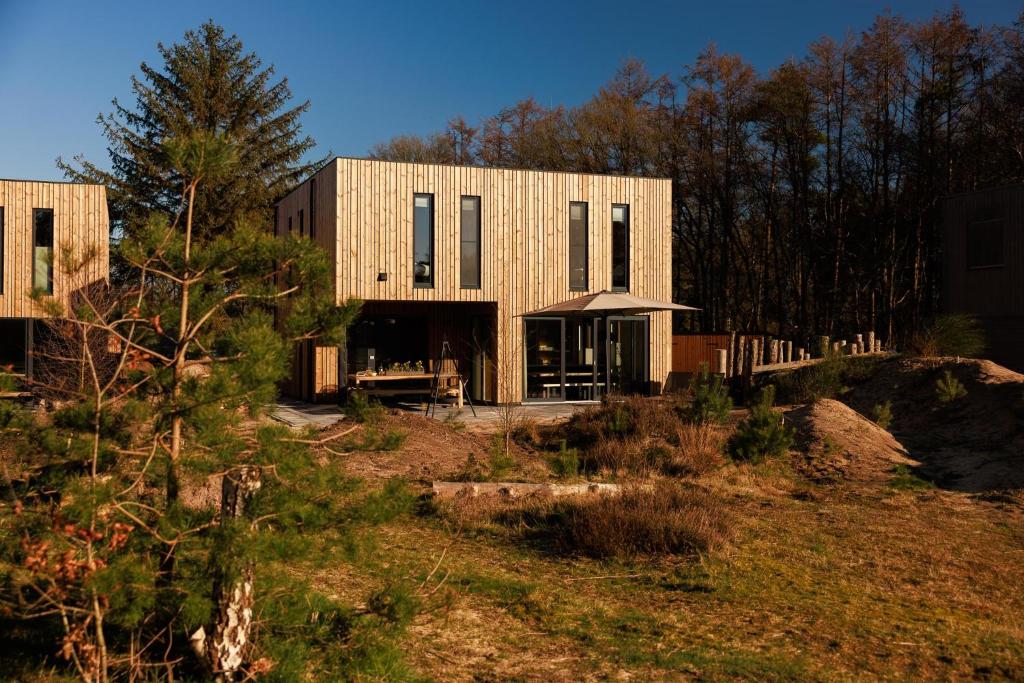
[277, 159, 673, 402]
[0, 180, 109, 318]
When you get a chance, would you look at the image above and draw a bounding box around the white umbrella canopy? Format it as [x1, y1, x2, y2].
[524, 290, 700, 316]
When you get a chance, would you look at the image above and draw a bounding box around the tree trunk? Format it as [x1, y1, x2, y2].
[192, 465, 262, 681]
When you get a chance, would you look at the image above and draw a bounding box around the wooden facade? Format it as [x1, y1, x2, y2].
[942, 184, 1024, 371]
[0, 179, 109, 318]
[0, 179, 109, 378]
[276, 158, 674, 403]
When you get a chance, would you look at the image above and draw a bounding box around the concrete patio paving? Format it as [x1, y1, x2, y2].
[269, 398, 591, 429]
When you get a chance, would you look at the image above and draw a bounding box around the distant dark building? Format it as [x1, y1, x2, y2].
[942, 185, 1024, 372]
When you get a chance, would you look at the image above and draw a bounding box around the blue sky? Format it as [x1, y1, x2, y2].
[1, 0, 1020, 181]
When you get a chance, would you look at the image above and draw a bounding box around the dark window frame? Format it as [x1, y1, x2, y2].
[33, 208, 54, 295]
[965, 218, 1005, 270]
[611, 203, 630, 291]
[309, 178, 317, 240]
[460, 195, 482, 289]
[413, 193, 435, 289]
[569, 201, 588, 291]
[298, 209, 305, 238]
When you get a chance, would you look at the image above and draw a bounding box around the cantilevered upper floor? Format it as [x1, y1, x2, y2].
[274, 158, 672, 313]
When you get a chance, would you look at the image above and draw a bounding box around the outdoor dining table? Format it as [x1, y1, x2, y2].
[347, 371, 463, 407]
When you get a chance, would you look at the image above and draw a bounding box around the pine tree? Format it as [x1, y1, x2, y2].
[59, 21, 324, 241]
[1, 133, 362, 680]
[727, 385, 794, 461]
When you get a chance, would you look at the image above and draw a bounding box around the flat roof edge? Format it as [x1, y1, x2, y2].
[328, 156, 673, 182]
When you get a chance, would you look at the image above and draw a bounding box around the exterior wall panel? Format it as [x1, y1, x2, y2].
[942, 185, 1024, 371]
[0, 180, 108, 319]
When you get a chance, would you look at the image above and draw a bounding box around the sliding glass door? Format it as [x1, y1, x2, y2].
[607, 316, 649, 395]
[524, 318, 564, 401]
[523, 315, 649, 401]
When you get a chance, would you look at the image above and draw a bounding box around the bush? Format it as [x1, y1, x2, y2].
[909, 313, 986, 357]
[510, 418, 541, 446]
[488, 440, 517, 481]
[346, 426, 407, 451]
[549, 440, 581, 479]
[552, 482, 730, 559]
[727, 385, 795, 462]
[682, 363, 732, 424]
[583, 436, 637, 474]
[565, 396, 679, 446]
[935, 370, 967, 404]
[345, 391, 386, 423]
[666, 423, 725, 476]
[772, 352, 845, 403]
[354, 478, 417, 523]
[871, 401, 893, 429]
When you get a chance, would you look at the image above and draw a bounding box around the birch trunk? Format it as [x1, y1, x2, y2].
[192, 466, 262, 681]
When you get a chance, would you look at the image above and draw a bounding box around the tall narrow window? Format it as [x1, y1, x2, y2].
[309, 178, 317, 240]
[611, 204, 629, 291]
[569, 202, 588, 291]
[460, 196, 481, 288]
[33, 208, 54, 295]
[414, 194, 434, 288]
[298, 209, 305, 238]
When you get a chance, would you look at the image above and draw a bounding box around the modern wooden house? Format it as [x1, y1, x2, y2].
[0, 179, 110, 378]
[275, 158, 676, 403]
[942, 184, 1024, 372]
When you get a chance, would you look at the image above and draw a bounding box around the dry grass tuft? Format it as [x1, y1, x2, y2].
[667, 423, 727, 476]
[434, 481, 731, 560]
[562, 397, 725, 478]
[553, 481, 730, 559]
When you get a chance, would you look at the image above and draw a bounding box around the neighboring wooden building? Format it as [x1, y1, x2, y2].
[0, 179, 109, 377]
[942, 184, 1024, 372]
[275, 158, 675, 403]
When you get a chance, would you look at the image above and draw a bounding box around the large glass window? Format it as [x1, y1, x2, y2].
[414, 194, 434, 287]
[524, 318, 563, 400]
[0, 319, 28, 375]
[33, 208, 54, 294]
[966, 218, 1004, 269]
[612, 204, 629, 290]
[569, 202, 588, 291]
[565, 318, 598, 400]
[460, 196, 481, 288]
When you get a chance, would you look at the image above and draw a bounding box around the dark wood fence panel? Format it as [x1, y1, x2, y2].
[671, 334, 731, 374]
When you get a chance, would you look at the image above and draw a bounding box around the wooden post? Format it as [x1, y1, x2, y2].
[715, 348, 728, 375]
[741, 337, 754, 399]
[728, 332, 738, 378]
[796, 347, 805, 361]
[867, 331, 875, 353]
[784, 340, 793, 363]
[818, 335, 830, 358]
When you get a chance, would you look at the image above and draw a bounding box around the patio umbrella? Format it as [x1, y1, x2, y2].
[523, 290, 700, 316]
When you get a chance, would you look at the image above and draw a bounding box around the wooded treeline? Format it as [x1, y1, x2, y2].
[371, 9, 1024, 344]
